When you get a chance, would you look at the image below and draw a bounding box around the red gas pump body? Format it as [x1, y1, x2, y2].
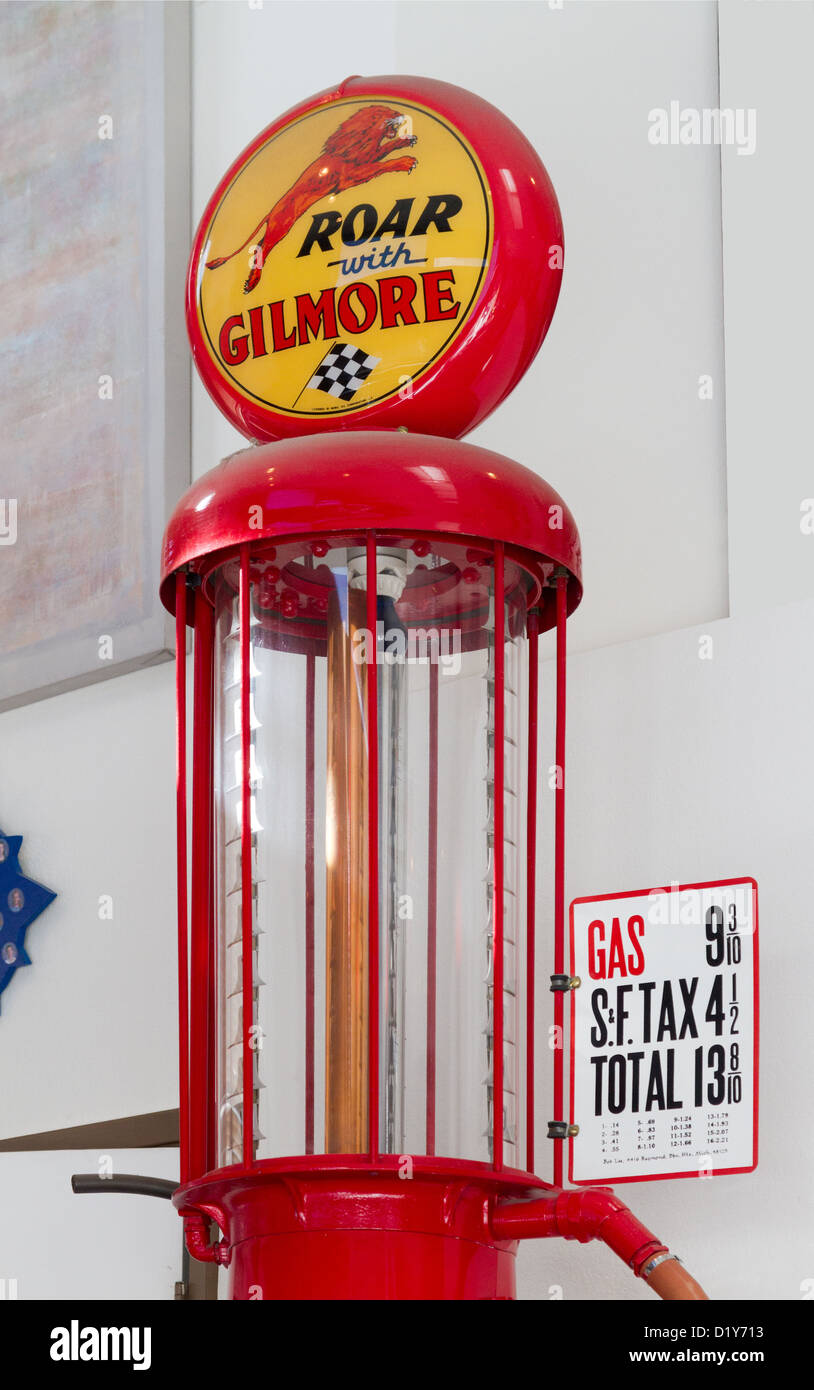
[161, 74, 708, 1304]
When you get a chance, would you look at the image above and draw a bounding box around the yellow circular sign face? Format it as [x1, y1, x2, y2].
[194, 97, 493, 421]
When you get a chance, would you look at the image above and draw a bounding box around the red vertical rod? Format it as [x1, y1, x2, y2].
[525, 608, 540, 1175]
[174, 572, 190, 1185]
[304, 648, 316, 1154]
[365, 532, 380, 1160]
[206, 767, 217, 1174]
[189, 591, 214, 1180]
[205, 602, 217, 1175]
[493, 544, 505, 1171]
[425, 659, 439, 1155]
[553, 573, 568, 1187]
[239, 546, 254, 1169]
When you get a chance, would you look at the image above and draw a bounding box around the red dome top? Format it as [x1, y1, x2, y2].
[160, 431, 581, 624]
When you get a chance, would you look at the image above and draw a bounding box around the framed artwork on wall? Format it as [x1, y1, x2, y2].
[0, 0, 190, 712]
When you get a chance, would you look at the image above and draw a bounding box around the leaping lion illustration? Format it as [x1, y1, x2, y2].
[206, 106, 419, 295]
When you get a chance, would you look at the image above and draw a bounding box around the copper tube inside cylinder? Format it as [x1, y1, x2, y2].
[324, 584, 369, 1152]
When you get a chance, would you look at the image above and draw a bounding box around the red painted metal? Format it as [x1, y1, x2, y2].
[186, 74, 563, 444]
[159, 433, 582, 623]
[492, 544, 505, 1171]
[304, 647, 316, 1155]
[174, 1163, 677, 1297]
[239, 547, 254, 1169]
[189, 594, 214, 1181]
[425, 661, 439, 1156]
[491, 1186, 668, 1276]
[552, 573, 567, 1187]
[204, 599, 218, 1173]
[525, 608, 540, 1176]
[365, 533, 380, 1160]
[180, 1150, 547, 1184]
[174, 572, 190, 1186]
[175, 1163, 541, 1299]
[183, 1213, 221, 1266]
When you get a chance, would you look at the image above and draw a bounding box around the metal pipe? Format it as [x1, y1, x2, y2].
[491, 1187, 709, 1300]
[183, 1214, 223, 1265]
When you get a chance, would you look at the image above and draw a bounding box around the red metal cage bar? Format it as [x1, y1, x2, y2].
[426, 660, 439, 1156]
[190, 593, 214, 1179]
[239, 545, 254, 1170]
[365, 532, 381, 1161]
[492, 542, 505, 1171]
[525, 606, 540, 1175]
[304, 640, 316, 1155]
[174, 571, 190, 1187]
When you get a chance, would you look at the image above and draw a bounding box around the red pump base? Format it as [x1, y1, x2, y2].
[227, 1228, 516, 1301]
[175, 1157, 704, 1301]
[175, 1161, 543, 1300]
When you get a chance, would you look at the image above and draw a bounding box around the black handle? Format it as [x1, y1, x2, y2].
[71, 1173, 178, 1200]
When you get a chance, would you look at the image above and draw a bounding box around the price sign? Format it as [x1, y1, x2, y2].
[569, 878, 758, 1184]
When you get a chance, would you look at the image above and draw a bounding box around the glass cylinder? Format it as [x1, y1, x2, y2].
[207, 534, 534, 1169]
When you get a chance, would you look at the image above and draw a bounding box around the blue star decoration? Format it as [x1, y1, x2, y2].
[0, 830, 57, 1009]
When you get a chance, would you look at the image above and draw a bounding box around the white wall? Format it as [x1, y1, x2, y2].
[0, 1149, 181, 1300]
[398, 0, 729, 654]
[0, 0, 186, 1141]
[1, 0, 811, 1302]
[0, 665, 179, 1138]
[719, 0, 814, 618]
[528, 593, 814, 1300]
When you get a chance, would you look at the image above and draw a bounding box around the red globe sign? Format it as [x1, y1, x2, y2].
[187, 74, 564, 441]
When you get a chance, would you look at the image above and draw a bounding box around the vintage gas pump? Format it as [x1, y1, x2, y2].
[95, 74, 711, 1300]
[161, 432, 707, 1300]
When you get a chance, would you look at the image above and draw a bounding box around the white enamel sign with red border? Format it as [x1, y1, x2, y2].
[569, 878, 759, 1185]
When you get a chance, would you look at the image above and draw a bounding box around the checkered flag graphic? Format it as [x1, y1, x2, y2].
[304, 341, 380, 402]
